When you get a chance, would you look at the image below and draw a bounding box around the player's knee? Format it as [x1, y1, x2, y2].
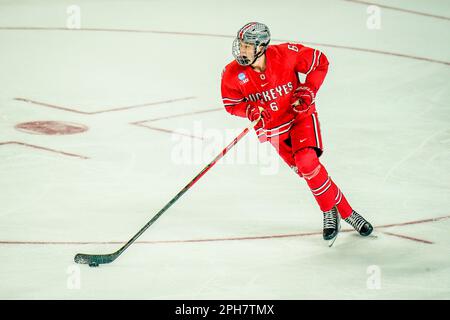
[294, 148, 320, 176]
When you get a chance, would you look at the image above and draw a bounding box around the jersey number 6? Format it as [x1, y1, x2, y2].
[288, 44, 299, 52]
[269, 102, 279, 111]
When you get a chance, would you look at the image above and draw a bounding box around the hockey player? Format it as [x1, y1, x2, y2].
[221, 22, 373, 243]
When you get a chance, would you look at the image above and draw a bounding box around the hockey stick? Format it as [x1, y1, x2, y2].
[74, 117, 261, 266]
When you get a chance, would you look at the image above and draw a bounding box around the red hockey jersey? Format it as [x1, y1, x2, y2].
[221, 43, 329, 142]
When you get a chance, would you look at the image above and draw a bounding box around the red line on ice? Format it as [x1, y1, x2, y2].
[0, 141, 88, 159]
[0, 27, 448, 66]
[342, 0, 450, 21]
[130, 107, 222, 140]
[380, 231, 434, 244]
[1, 215, 448, 246]
[14, 97, 195, 115]
[132, 123, 204, 140]
[133, 108, 223, 123]
[375, 215, 450, 228]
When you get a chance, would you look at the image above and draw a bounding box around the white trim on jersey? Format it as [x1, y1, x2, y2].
[255, 119, 294, 133]
[223, 97, 245, 102]
[316, 51, 322, 69]
[255, 119, 295, 139]
[223, 97, 245, 105]
[264, 126, 292, 138]
[311, 113, 321, 149]
[224, 103, 242, 107]
[305, 50, 317, 76]
[223, 97, 246, 107]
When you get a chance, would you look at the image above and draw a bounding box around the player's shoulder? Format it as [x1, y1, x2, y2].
[222, 60, 244, 77]
[221, 60, 247, 84]
[268, 42, 305, 56]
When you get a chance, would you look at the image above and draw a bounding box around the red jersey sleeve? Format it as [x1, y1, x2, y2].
[220, 66, 250, 118]
[282, 43, 329, 94]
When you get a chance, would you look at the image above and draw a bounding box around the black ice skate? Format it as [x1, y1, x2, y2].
[323, 206, 340, 246]
[344, 211, 373, 236]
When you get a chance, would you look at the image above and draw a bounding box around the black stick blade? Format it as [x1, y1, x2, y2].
[74, 253, 116, 266]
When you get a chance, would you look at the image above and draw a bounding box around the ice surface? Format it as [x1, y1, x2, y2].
[0, 0, 449, 299]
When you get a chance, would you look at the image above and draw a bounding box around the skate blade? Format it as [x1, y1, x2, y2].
[328, 215, 341, 247]
[328, 233, 339, 247]
[367, 233, 378, 239]
[328, 226, 341, 247]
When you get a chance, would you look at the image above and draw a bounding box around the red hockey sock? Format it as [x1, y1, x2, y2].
[294, 148, 353, 217]
[331, 180, 353, 219]
[294, 148, 335, 212]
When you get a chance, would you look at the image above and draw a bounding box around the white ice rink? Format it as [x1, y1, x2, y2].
[0, 0, 449, 299]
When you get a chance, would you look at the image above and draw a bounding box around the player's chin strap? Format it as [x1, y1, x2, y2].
[250, 42, 269, 66]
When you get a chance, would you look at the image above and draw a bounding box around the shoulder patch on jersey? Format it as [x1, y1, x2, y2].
[238, 72, 249, 84]
[222, 60, 249, 86]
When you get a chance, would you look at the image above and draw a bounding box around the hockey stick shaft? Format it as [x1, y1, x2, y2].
[75, 118, 260, 265]
[116, 120, 258, 255]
